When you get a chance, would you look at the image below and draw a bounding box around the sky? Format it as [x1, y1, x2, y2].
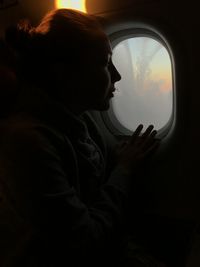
[112, 37, 173, 131]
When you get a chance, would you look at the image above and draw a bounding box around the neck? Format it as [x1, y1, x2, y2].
[61, 100, 87, 117]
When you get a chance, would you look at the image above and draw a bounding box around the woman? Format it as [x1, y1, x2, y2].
[0, 8, 161, 267]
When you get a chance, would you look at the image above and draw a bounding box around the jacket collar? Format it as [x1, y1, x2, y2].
[14, 85, 89, 140]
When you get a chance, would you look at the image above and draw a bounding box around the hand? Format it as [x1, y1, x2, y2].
[116, 124, 160, 173]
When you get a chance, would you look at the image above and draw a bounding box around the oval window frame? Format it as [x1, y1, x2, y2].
[101, 26, 175, 138]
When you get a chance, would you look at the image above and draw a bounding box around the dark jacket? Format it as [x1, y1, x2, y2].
[0, 86, 131, 267]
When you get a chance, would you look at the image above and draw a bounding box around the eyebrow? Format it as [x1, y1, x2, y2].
[108, 52, 112, 59]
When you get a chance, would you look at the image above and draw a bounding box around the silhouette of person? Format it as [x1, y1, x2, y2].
[0, 8, 164, 267]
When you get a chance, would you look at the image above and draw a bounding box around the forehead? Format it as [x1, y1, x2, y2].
[96, 31, 111, 51]
[86, 33, 112, 59]
[56, 30, 111, 64]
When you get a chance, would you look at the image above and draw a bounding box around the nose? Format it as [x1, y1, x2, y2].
[111, 62, 121, 83]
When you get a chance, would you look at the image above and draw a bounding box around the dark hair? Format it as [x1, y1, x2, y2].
[0, 38, 16, 70]
[4, 9, 105, 87]
[0, 38, 18, 117]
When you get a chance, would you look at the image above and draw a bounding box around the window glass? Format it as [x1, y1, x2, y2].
[111, 37, 173, 131]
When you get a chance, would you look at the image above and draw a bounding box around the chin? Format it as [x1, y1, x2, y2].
[88, 98, 111, 111]
[96, 101, 110, 111]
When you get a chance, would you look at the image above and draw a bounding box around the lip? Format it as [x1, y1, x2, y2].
[107, 86, 116, 98]
[110, 86, 116, 93]
[108, 92, 114, 98]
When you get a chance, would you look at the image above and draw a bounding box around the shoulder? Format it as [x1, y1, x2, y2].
[0, 113, 73, 154]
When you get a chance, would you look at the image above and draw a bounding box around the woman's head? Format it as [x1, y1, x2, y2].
[5, 8, 121, 112]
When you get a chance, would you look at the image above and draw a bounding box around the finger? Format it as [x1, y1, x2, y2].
[130, 124, 143, 144]
[143, 139, 160, 158]
[145, 129, 157, 143]
[118, 140, 129, 151]
[141, 130, 158, 150]
[141, 124, 154, 139]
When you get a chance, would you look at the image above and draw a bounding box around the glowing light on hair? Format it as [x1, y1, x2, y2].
[55, 0, 86, 13]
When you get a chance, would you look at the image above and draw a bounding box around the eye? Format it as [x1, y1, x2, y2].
[102, 57, 110, 66]
[107, 58, 113, 68]
[99, 54, 112, 67]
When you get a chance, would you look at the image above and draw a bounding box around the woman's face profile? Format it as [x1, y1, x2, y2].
[52, 32, 121, 113]
[82, 36, 121, 111]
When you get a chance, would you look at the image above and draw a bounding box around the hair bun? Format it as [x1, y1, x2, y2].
[5, 20, 33, 53]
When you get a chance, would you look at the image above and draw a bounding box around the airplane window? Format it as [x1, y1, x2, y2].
[109, 36, 173, 133]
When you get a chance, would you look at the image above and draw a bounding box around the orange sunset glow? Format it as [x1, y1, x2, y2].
[151, 70, 172, 93]
[55, 0, 87, 12]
